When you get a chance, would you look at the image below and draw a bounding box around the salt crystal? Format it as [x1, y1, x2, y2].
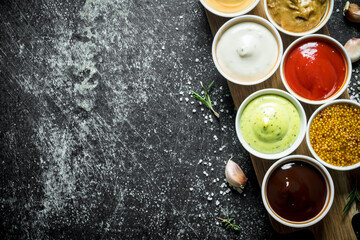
[203, 171, 209, 177]
[185, 97, 189, 102]
[207, 196, 213, 201]
[192, 109, 196, 113]
[179, 97, 183, 102]
[162, 46, 165, 50]
[216, 200, 220, 206]
[189, 187, 194, 191]
[195, 58, 200, 62]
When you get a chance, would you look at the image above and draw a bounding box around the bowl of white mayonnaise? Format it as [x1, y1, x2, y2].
[212, 15, 283, 85]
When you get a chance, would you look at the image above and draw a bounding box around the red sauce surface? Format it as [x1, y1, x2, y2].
[284, 40, 346, 101]
[266, 161, 327, 222]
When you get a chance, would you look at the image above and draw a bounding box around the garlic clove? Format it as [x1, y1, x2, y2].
[343, 1, 360, 23]
[225, 158, 248, 194]
[344, 38, 360, 63]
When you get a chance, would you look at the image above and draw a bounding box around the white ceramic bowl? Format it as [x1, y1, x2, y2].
[262, 155, 334, 228]
[264, 0, 334, 37]
[212, 15, 283, 86]
[306, 99, 360, 171]
[200, 0, 260, 18]
[280, 34, 352, 105]
[235, 88, 306, 160]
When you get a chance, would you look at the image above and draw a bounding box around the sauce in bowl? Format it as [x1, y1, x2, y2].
[239, 94, 300, 154]
[215, 21, 279, 83]
[203, 0, 256, 14]
[267, 0, 327, 33]
[266, 160, 327, 222]
[283, 39, 347, 101]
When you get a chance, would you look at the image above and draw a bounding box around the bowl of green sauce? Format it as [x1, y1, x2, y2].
[235, 89, 306, 160]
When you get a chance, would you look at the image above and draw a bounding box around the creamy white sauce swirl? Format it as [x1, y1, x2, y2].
[216, 22, 279, 83]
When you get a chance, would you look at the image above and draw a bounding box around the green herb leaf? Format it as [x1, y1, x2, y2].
[343, 179, 360, 216]
[191, 81, 219, 118]
[217, 217, 241, 231]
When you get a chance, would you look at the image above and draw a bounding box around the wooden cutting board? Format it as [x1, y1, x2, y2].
[204, 1, 359, 239]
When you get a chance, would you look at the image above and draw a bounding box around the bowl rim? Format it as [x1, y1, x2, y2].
[306, 99, 360, 171]
[261, 154, 335, 228]
[212, 15, 283, 86]
[263, 0, 334, 37]
[280, 34, 352, 105]
[235, 88, 307, 160]
[200, 0, 260, 18]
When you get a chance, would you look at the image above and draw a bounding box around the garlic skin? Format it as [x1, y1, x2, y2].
[344, 38, 360, 63]
[343, 1, 360, 23]
[225, 158, 248, 193]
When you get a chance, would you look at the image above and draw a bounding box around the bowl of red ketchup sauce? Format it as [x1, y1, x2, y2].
[281, 34, 352, 105]
[261, 155, 334, 228]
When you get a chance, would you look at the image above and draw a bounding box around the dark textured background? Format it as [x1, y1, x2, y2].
[0, 0, 359, 239]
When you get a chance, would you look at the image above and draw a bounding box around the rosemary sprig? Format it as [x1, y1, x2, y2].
[342, 179, 360, 216]
[191, 81, 219, 118]
[217, 217, 241, 231]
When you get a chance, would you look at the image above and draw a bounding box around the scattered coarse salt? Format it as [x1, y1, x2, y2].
[180, 97, 183, 102]
[208, 162, 212, 166]
[190, 101, 194, 104]
[213, 135, 218, 141]
[201, 108, 204, 111]
[180, 91, 184, 95]
[205, 192, 209, 195]
[211, 168, 214, 171]
[355, 75, 358, 80]
[215, 200, 220, 206]
[189, 187, 194, 191]
[195, 58, 200, 62]
[198, 159, 203, 164]
[185, 97, 189, 102]
[162, 46, 165, 50]
[192, 109, 196, 113]
[203, 171, 209, 177]
[180, 15, 183, 19]
[204, 120, 208, 124]
[211, 192, 214, 196]
[213, 179, 217, 183]
[336, 8, 340, 12]
[220, 191, 223, 194]
[175, 27, 179, 31]
[207, 196, 213, 201]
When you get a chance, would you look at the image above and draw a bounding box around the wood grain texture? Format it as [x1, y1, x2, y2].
[205, 1, 359, 239]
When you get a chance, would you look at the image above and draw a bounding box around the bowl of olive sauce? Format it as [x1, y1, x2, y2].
[261, 155, 334, 228]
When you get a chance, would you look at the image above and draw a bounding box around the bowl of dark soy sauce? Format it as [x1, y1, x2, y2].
[261, 155, 334, 228]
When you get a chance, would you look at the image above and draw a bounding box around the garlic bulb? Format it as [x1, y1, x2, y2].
[225, 158, 248, 193]
[343, 1, 360, 23]
[344, 38, 360, 63]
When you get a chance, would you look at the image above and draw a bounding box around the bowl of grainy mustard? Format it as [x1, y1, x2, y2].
[306, 99, 360, 171]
